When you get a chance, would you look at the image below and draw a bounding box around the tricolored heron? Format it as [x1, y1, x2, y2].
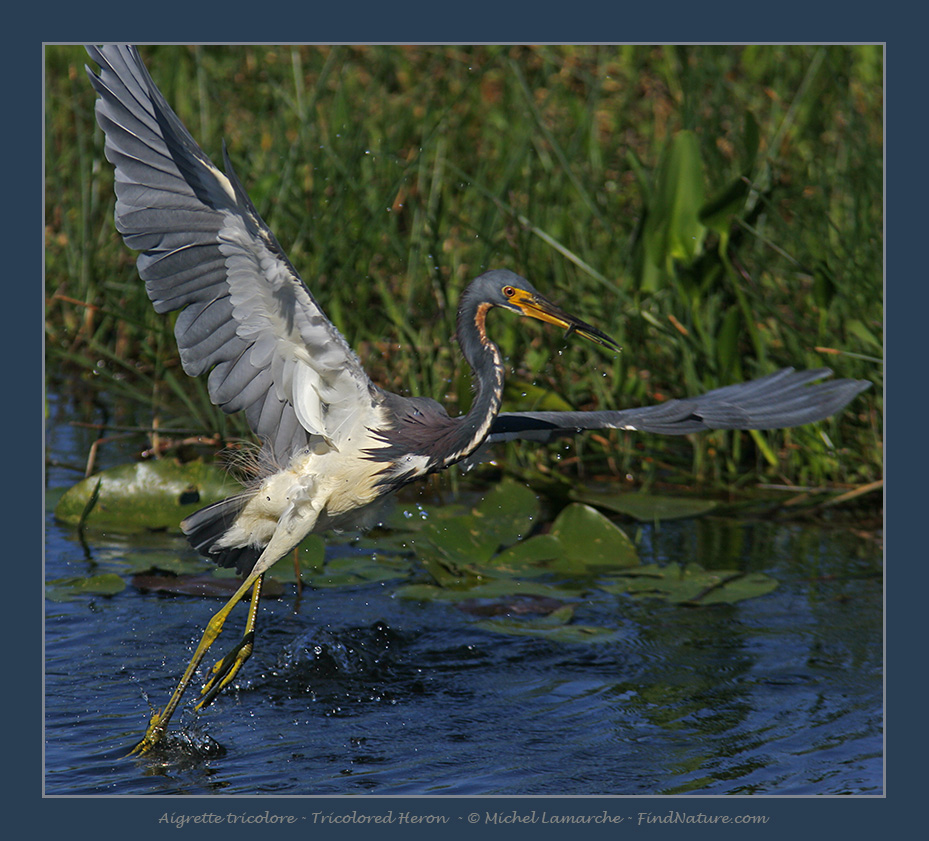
[84, 45, 870, 755]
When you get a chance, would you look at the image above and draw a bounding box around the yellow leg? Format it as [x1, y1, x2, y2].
[196, 574, 263, 710]
[128, 570, 262, 756]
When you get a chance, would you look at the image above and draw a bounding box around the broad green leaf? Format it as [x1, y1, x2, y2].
[549, 503, 639, 567]
[474, 606, 625, 644]
[382, 500, 471, 533]
[422, 517, 500, 565]
[129, 572, 284, 598]
[470, 480, 540, 548]
[601, 562, 777, 604]
[646, 130, 707, 269]
[102, 547, 209, 576]
[572, 491, 717, 522]
[489, 534, 564, 575]
[694, 571, 778, 604]
[303, 553, 412, 588]
[699, 174, 751, 237]
[55, 460, 239, 532]
[395, 579, 583, 602]
[46, 573, 127, 602]
[267, 535, 327, 582]
[420, 480, 539, 565]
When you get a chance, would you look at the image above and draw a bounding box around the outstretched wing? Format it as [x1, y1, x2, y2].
[85, 45, 381, 464]
[485, 368, 870, 444]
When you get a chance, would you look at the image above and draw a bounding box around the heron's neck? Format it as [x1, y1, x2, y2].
[443, 298, 505, 467]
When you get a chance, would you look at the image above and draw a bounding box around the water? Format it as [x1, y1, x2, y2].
[44, 393, 883, 796]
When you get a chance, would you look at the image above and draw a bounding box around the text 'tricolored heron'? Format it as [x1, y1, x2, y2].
[84, 45, 870, 754]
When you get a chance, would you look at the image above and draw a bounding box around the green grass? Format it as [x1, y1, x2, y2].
[45, 45, 883, 496]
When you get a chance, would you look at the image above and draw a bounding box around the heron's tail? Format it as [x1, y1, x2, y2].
[182, 494, 263, 575]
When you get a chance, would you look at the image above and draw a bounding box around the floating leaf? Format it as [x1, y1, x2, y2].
[549, 503, 639, 568]
[266, 536, 327, 583]
[419, 479, 540, 566]
[46, 573, 126, 602]
[130, 572, 284, 598]
[105, 546, 209, 576]
[395, 579, 582, 602]
[601, 562, 777, 605]
[470, 480, 540, 549]
[693, 571, 779, 604]
[382, 500, 471, 533]
[55, 460, 239, 532]
[489, 534, 564, 575]
[422, 516, 499, 565]
[303, 553, 412, 588]
[456, 594, 567, 617]
[572, 491, 717, 522]
[474, 605, 625, 644]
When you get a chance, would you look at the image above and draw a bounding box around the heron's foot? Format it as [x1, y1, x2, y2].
[127, 709, 168, 756]
[196, 631, 255, 711]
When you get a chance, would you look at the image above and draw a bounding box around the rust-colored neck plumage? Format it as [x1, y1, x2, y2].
[435, 287, 505, 468]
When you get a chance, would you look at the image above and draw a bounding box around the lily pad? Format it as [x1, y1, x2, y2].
[381, 501, 471, 533]
[473, 605, 625, 644]
[130, 572, 284, 598]
[264, 536, 327, 583]
[572, 491, 718, 522]
[46, 573, 126, 602]
[456, 594, 567, 617]
[55, 459, 239, 532]
[600, 562, 778, 605]
[395, 579, 583, 603]
[302, 553, 412, 588]
[549, 503, 639, 568]
[489, 534, 564, 575]
[418, 479, 540, 565]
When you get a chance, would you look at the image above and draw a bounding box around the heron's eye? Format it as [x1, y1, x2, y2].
[503, 286, 515, 298]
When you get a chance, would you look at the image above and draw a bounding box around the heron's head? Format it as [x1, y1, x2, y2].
[469, 269, 621, 353]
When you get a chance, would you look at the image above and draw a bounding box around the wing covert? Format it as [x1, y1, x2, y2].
[85, 45, 379, 463]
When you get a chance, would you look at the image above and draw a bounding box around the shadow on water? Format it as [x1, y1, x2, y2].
[44, 393, 883, 796]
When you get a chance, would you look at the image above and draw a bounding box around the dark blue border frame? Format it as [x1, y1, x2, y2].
[29, 5, 906, 837]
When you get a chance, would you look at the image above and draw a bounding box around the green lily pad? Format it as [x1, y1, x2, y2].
[395, 579, 583, 602]
[601, 562, 778, 605]
[417, 479, 540, 567]
[572, 491, 718, 522]
[549, 503, 639, 568]
[489, 534, 564, 575]
[55, 459, 239, 532]
[382, 501, 471, 533]
[474, 605, 625, 644]
[302, 553, 412, 588]
[46, 572, 127, 602]
[130, 572, 284, 598]
[263, 535, 327, 583]
[103, 546, 210, 577]
[456, 594, 567, 617]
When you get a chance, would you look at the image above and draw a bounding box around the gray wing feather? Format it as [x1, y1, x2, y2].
[85, 45, 379, 463]
[486, 368, 871, 444]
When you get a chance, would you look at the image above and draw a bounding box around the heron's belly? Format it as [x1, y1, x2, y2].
[231, 448, 390, 544]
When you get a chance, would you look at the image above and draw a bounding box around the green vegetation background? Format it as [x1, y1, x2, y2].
[45, 45, 882, 497]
